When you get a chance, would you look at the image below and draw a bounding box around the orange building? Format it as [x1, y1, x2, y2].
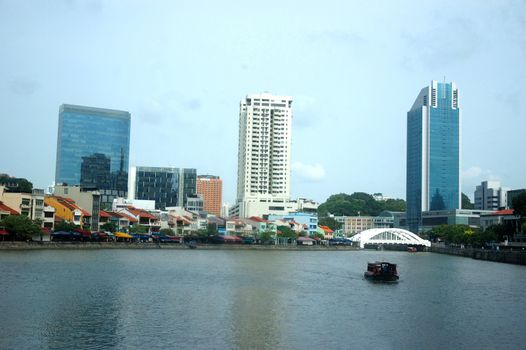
[44, 196, 91, 229]
[196, 175, 222, 216]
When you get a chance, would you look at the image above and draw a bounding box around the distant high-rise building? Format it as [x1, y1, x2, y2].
[406, 81, 461, 233]
[128, 166, 197, 210]
[507, 189, 526, 209]
[474, 180, 509, 210]
[231, 93, 293, 218]
[55, 104, 130, 209]
[197, 175, 222, 216]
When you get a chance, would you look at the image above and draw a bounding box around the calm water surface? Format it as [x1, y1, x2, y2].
[1, 249, 525, 349]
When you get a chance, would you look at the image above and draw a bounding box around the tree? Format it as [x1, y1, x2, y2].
[259, 231, 275, 243]
[206, 223, 218, 236]
[428, 224, 474, 245]
[54, 221, 79, 232]
[318, 217, 341, 231]
[160, 228, 174, 236]
[383, 199, 406, 212]
[318, 192, 406, 217]
[484, 223, 514, 242]
[313, 233, 325, 240]
[277, 225, 297, 239]
[100, 222, 117, 233]
[0, 215, 41, 240]
[196, 229, 209, 238]
[462, 193, 474, 209]
[129, 225, 148, 234]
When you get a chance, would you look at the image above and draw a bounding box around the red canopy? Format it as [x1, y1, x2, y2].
[0, 229, 10, 235]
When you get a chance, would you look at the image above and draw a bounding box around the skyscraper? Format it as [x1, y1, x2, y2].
[406, 81, 461, 233]
[55, 104, 131, 209]
[197, 175, 222, 216]
[128, 166, 197, 210]
[231, 93, 293, 218]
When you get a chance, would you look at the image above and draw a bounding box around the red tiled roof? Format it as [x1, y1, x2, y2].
[173, 215, 192, 225]
[492, 209, 514, 216]
[108, 211, 138, 223]
[0, 201, 19, 215]
[319, 225, 334, 234]
[127, 207, 157, 220]
[249, 216, 268, 223]
[49, 196, 90, 214]
[99, 210, 111, 218]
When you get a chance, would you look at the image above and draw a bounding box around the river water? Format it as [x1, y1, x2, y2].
[1, 249, 525, 349]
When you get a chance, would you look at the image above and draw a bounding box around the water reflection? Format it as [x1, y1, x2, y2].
[1, 250, 525, 349]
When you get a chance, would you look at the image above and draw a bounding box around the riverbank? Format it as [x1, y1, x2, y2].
[0, 241, 360, 251]
[430, 244, 526, 265]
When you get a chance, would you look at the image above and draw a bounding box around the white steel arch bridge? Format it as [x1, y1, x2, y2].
[350, 228, 431, 249]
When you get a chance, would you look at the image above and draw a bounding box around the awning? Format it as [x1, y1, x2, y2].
[115, 232, 133, 239]
[0, 229, 10, 236]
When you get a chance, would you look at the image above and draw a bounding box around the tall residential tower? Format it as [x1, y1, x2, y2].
[231, 93, 293, 218]
[406, 81, 461, 233]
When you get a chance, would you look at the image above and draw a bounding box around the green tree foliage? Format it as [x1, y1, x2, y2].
[259, 231, 274, 243]
[160, 228, 174, 236]
[0, 215, 42, 240]
[277, 225, 297, 238]
[129, 225, 148, 234]
[313, 233, 325, 240]
[318, 192, 405, 217]
[196, 229, 211, 238]
[382, 199, 406, 212]
[206, 223, 218, 236]
[100, 222, 117, 233]
[483, 223, 512, 242]
[428, 224, 500, 246]
[318, 217, 341, 231]
[54, 221, 79, 232]
[462, 193, 474, 209]
[0, 175, 33, 193]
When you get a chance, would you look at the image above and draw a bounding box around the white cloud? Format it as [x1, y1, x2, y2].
[462, 166, 483, 180]
[292, 161, 326, 181]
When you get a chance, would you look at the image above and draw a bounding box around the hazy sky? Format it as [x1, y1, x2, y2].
[1, 0, 525, 204]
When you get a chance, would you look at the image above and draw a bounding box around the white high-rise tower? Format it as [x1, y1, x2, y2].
[231, 92, 294, 218]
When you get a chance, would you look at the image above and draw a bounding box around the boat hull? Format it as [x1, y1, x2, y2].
[364, 272, 399, 282]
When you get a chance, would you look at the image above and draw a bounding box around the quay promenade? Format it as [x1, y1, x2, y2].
[0, 241, 359, 251]
[430, 243, 526, 265]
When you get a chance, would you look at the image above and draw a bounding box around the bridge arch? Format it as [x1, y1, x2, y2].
[350, 228, 431, 249]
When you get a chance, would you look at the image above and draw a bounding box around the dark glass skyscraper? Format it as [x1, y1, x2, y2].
[55, 104, 131, 209]
[407, 81, 460, 233]
[129, 166, 197, 210]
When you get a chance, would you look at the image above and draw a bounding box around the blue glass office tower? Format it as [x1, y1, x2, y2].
[406, 81, 460, 233]
[55, 104, 131, 209]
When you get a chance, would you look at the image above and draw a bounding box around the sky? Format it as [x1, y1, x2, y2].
[1, 0, 525, 204]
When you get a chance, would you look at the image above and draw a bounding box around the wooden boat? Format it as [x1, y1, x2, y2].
[364, 262, 399, 282]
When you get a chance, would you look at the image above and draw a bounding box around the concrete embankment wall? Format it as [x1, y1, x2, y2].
[0, 242, 359, 251]
[430, 245, 526, 265]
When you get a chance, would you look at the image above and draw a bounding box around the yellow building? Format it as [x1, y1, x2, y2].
[44, 196, 91, 229]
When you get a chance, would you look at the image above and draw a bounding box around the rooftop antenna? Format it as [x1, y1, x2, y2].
[443, 75, 446, 83]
